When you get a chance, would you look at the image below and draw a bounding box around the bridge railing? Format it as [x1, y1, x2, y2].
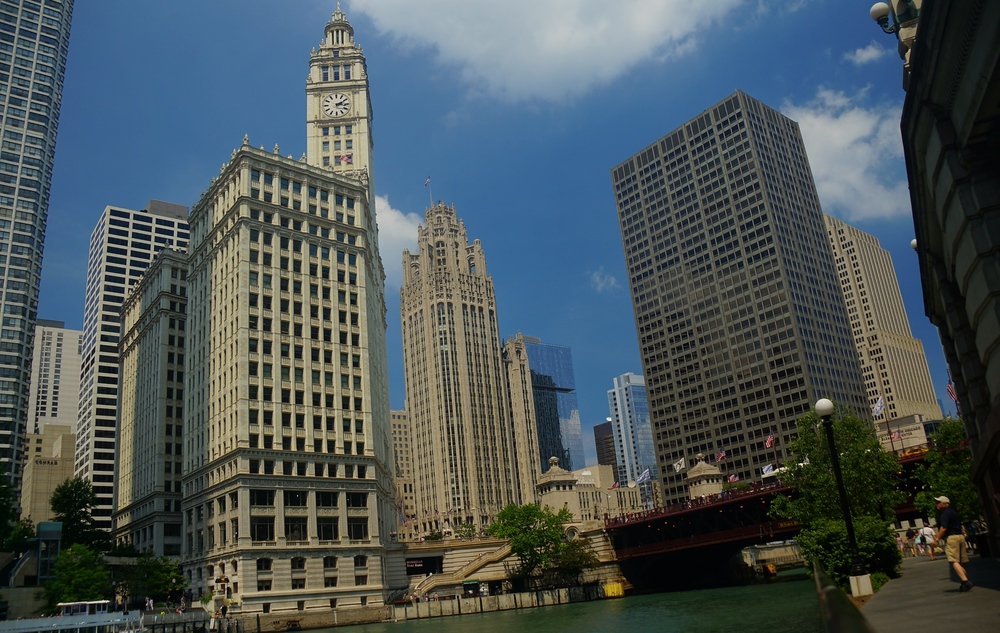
[605, 480, 789, 529]
[813, 561, 877, 633]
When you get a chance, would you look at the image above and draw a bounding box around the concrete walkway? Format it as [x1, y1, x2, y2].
[863, 553, 1000, 632]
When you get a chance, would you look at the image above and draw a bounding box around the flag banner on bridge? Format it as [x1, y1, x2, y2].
[761, 463, 775, 475]
[672, 457, 686, 472]
[728, 474, 739, 483]
[636, 468, 651, 484]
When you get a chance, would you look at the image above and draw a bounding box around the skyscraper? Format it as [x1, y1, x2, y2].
[606, 373, 656, 486]
[593, 418, 618, 474]
[520, 335, 584, 471]
[76, 201, 189, 529]
[400, 202, 539, 536]
[113, 248, 187, 557]
[612, 91, 868, 502]
[824, 215, 941, 422]
[179, 7, 395, 611]
[0, 0, 74, 489]
[27, 319, 81, 433]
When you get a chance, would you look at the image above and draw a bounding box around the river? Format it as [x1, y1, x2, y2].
[329, 575, 821, 633]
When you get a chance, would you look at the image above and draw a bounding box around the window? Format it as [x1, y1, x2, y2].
[323, 556, 337, 569]
[317, 518, 338, 541]
[256, 558, 272, 571]
[316, 491, 338, 507]
[291, 557, 306, 571]
[347, 518, 368, 540]
[250, 489, 275, 506]
[291, 579, 305, 590]
[354, 555, 367, 568]
[285, 517, 308, 541]
[250, 517, 275, 542]
[284, 490, 307, 507]
[257, 580, 272, 592]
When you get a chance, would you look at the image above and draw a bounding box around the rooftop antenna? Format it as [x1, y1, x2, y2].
[424, 176, 433, 207]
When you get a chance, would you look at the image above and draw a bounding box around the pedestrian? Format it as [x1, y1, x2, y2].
[932, 495, 973, 592]
[904, 527, 918, 557]
[919, 523, 937, 560]
[895, 532, 906, 554]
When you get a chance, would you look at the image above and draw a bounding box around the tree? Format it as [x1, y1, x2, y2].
[486, 504, 575, 582]
[44, 544, 111, 609]
[120, 555, 187, 605]
[770, 408, 903, 585]
[4, 518, 35, 554]
[50, 477, 110, 552]
[914, 418, 981, 521]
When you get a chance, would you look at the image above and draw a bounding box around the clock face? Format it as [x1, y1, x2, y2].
[323, 93, 351, 117]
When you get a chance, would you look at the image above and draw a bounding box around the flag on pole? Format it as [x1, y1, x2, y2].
[891, 430, 901, 441]
[871, 396, 885, 418]
[765, 433, 775, 449]
[636, 468, 651, 484]
[761, 463, 775, 476]
[672, 457, 686, 473]
[946, 382, 958, 403]
[609, 481, 620, 490]
[727, 474, 739, 483]
[424, 176, 431, 187]
[716, 449, 726, 463]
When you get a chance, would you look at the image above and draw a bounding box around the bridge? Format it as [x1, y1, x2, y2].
[604, 449, 929, 590]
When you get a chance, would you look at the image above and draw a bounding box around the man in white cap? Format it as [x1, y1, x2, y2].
[932, 495, 972, 591]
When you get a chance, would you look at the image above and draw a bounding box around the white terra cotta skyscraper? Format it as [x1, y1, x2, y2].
[179, 6, 395, 613]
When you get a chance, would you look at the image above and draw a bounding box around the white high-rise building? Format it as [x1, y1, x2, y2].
[824, 215, 942, 423]
[607, 373, 657, 485]
[27, 320, 82, 433]
[114, 248, 187, 557]
[76, 201, 189, 529]
[0, 0, 74, 491]
[179, 6, 396, 612]
[400, 203, 540, 537]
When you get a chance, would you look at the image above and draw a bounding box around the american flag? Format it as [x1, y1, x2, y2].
[727, 474, 739, 483]
[765, 433, 775, 449]
[716, 449, 726, 463]
[946, 382, 958, 403]
[891, 430, 901, 441]
[339, 154, 353, 165]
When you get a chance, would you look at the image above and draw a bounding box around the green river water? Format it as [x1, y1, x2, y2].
[330, 575, 822, 633]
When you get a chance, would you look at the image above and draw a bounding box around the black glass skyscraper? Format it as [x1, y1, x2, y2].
[522, 336, 584, 471]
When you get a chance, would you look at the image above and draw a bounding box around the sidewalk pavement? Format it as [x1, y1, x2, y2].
[863, 553, 1000, 633]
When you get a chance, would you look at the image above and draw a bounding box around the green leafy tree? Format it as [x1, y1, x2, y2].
[453, 522, 477, 539]
[4, 517, 35, 554]
[44, 544, 111, 609]
[546, 538, 599, 586]
[486, 504, 574, 581]
[120, 555, 187, 604]
[771, 408, 903, 584]
[914, 418, 981, 521]
[50, 477, 111, 552]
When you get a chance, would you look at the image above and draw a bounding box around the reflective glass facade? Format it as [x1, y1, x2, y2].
[0, 0, 73, 489]
[522, 337, 583, 471]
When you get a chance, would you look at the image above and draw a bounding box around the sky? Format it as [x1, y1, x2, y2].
[39, 1, 956, 466]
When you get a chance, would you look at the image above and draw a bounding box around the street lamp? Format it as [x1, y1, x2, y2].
[816, 398, 872, 597]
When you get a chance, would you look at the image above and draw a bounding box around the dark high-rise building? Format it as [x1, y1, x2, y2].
[521, 335, 584, 471]
[612, 91, 868, 502]
[593, 419, 618, 477]
[0, 0, 74, 489]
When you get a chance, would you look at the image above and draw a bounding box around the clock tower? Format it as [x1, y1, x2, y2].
[306, 4, 374, 183]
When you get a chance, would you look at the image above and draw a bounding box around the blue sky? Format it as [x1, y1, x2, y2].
[40, 1, 955, 466]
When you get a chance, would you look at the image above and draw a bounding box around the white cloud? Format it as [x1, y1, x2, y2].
[346, 0, 744, 102]
[844, 42, 889, 65]
[375, 195, 422, 289]
[783, 88, 909, 222]
[590, 267, 621, 293]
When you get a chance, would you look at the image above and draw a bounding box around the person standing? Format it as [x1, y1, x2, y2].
[932, 495, 972, 592]
[920, 523, 937, 560]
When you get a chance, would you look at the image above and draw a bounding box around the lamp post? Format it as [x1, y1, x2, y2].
[815, 398, 872, 596]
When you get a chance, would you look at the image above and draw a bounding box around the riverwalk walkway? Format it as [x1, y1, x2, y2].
[863, 553, 1000, 632]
